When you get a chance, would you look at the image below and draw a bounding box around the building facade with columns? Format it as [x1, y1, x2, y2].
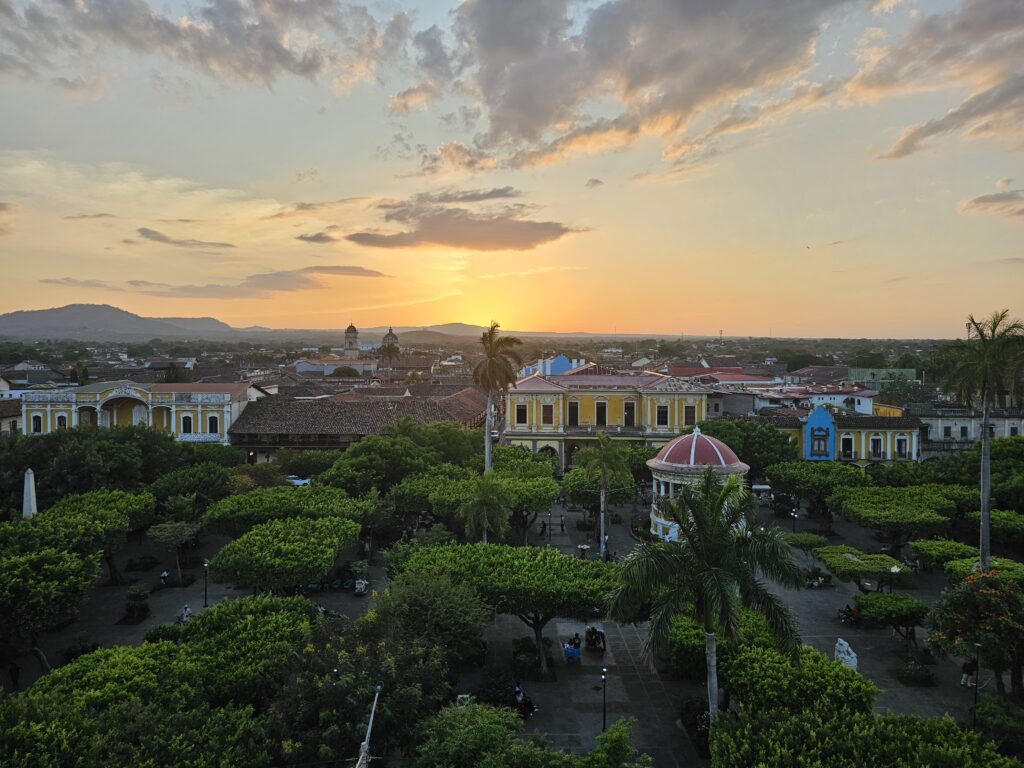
[21, 381, 260, 444]
[504, 371, 710, 471]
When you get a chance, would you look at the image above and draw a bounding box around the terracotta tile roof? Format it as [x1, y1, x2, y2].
[229, 387, 487, 437]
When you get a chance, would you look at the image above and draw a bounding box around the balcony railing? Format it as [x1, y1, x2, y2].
[564, 424, 645, 435]
[176, 433, 223, 443]
[839, 450, 858, 460]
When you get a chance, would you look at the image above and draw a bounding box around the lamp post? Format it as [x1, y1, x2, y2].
[356, 682, 385, 768]
[601, 667, 607, 732]
[548, 511, 552, 544]
[203, 560, 209, 608]
[789, 507, 798, 533]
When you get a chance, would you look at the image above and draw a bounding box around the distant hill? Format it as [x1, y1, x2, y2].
[0, 303, 686, 342]
[0, 304, 213, 339]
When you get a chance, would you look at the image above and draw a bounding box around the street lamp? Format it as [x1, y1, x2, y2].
[601, 667, 607, 732]
[548, 511, 552, 544]
[789, 507, 798, 533]
[203, 560, 209, 608]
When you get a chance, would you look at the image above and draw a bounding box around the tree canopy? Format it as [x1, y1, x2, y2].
[209, 516, 360, 593]
[694, 420, 798, 481]
[766, 462, 870, 515]
[814, 545, 908, 593]
[203, 485, 372, 536]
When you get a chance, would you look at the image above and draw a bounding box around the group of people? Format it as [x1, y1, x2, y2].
[838, 604, 863, 627]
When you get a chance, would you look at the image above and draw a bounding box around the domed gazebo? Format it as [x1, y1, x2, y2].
[647, 427, 749, 541]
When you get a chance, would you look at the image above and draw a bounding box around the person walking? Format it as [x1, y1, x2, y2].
[961, 658, 977, 687]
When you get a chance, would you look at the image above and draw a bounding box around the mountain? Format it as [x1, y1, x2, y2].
[0, 304, 215, 339]
[154, 317, 234, 333]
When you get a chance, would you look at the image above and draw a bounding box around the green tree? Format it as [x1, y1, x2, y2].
[609, 468, 803, 717]
[928, 570, 1024, 699]
[458, 471, 512, 543]
[149, 462, 232, 512]
[473, 322, 524, 472]
[828, 486, 951, 558]
[877, 377, 928, 407]
[268, 613, 450, 762]
[909, 538, 979, 570]
[577, 435, 630, 558]
[149, 520, 200, 584]
[203, 485, 370, 536]
[814, 545, 907, 593]
[397, 543, 616, 676]
[943, 310, 1024, 568]
[765, 461, 870, 518]
[319, 435, 437, 494]
[209, 517, 359, 593]
[163, 363, 191, 383]
[329, 365, 360, 377]
[853, 592, 928, 654]
[410, 703, 651, 768]
[0, 545, 101, 669]
[376, 571, 491, 668]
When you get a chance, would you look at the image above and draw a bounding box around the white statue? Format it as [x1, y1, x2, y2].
[834, 637, 858, 670]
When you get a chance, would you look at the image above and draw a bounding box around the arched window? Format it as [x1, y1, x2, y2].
[181, 415, 193, 434]
[56, 415, 68, 429]
[32, 415, 43, 433]
[208, 415, 219, 434]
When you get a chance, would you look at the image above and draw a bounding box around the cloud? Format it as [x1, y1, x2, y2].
[41, 265, 387, 299]
[988, 257, 1024, 264]
[414, 186, 519, 204]
[0, 0, 412, 90]
[294, 168, 319, 183]
[136, 227, 235, 249]
[64, 212, 115, 219]
[262, 198, 365, 219]
[347, 195, 578, 251]
[406, 0, 848, 171]
[40, 277, 114, 289]
[585, 178, 604, 189]
[849, 0, 1024, 159]
[960, 189, 1024, 219]
[0, 201, 14, 235]
[296, 231, 339, 243]
[389, 83, 442, 113]
[417, 141, 498, 175]
[996, 178, 1014, 190]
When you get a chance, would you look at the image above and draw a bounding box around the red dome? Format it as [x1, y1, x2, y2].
[651, 427, 741, 468]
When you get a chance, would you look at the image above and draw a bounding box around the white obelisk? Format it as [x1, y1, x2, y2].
[22, 468, 37, 519]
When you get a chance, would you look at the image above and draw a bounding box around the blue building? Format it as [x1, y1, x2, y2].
[518, 354, 586, 378]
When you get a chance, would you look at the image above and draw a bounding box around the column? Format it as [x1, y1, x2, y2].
[170, 404, 177, 435]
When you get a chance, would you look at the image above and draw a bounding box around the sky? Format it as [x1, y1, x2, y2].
[0, 0, 1021, 338]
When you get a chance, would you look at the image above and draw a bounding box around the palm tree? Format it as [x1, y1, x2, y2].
[458, 472, 512, 543]
[576, 434, 629, 559]
[379, 343, 400, 369]
[609, 467, 803, 718]
[944, 310, 1024, 570]
[473, 322, 524, 472]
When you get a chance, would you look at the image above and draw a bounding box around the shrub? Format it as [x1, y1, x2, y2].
[661, 609, 775, 681]
[725, 646, 878, 715]
[975, 695, 1024, 757]
[965, 509, 1024, 548]
[910, 538, 979, 570]
[894, 659, 934, 687]
[944, 556, 1024, 584]
[203, 485, 371, 537]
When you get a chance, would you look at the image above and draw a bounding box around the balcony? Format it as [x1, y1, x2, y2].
[176, 433, 223, 443]
[839, 450, 858, 461]
[921, 439, 975, 453]
[564, 424, 646, 435]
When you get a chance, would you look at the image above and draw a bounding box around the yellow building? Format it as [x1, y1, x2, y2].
[761, 406, 921, 466]
[504, 371, 709, 470]
[21, 381, 259, 444]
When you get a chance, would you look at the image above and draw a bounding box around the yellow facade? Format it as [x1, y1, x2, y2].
[504, 372, 709, 469]
[872, 402, 905, 418]
[22, 381, 248, 444]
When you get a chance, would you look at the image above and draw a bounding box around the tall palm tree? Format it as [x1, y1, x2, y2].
[944, 310, 1024, 570]
[576, 434, 629, 559]
[609, 467, 803, 718]
[379, 343, 400, 369]
[473, 322, 524, 472]
[458, 472, 512, 543]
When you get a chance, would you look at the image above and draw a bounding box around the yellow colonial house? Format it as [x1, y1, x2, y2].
[21, 381, 260, 444]
[761, 406, 922, 466]
[504, 371, 710, 470]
